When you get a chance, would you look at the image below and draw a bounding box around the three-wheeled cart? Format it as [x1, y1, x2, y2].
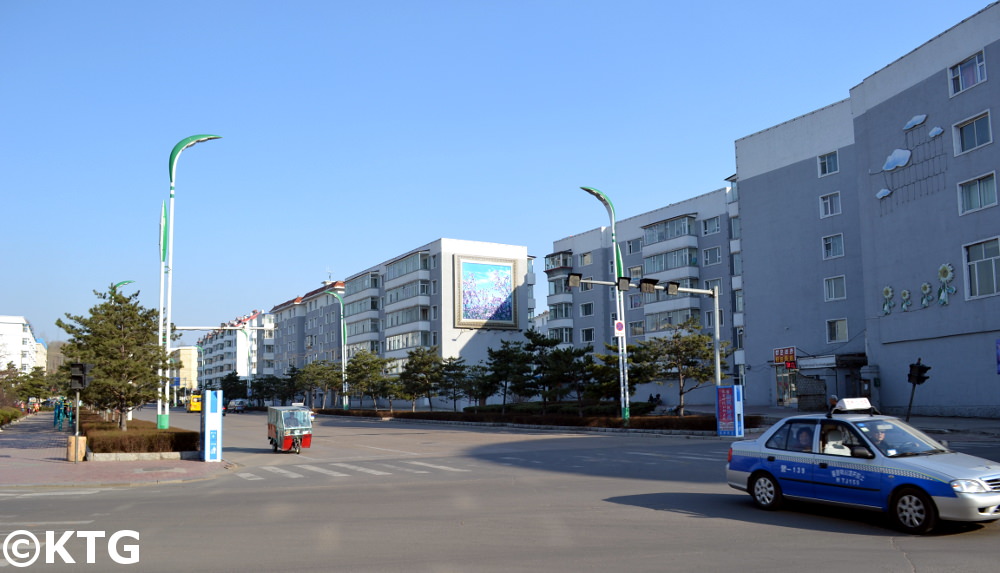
[267, 406, 313, 454]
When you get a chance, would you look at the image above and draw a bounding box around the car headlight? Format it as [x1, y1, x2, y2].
[951, 479, 989, 493]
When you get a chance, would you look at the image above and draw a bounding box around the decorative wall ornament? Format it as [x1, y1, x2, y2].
[900, 289, 912, 311]
[937, 263, 956, 305]
[883, 149, 912, 171]
[882, 285, 895, 315]
[903, 114, 927, 130]
[920, 282, 933, 308]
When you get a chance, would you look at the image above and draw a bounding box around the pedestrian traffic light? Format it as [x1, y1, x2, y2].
[907, 359, 931, 385]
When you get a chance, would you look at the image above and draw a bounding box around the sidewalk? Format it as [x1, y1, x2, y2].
[0, 412, 230, 489]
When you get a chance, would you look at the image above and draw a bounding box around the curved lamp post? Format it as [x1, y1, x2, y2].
[112, 280, 135, 293]
[581, 187, 631, 423]
[158, 134, 221, 429]
[323, 288, 349, 410]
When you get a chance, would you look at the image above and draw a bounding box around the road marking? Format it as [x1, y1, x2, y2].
[405, 461, 470, 472]
[360, 445, 422, 456]
[236, 473, 264, 481]
[329, 463, 391, 476]
[260, 466, 304, 478]
[377, 464, 429, 474]
[296, 465, 350, 477]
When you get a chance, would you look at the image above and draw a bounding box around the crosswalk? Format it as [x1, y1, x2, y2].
[235, 460, 470, 481]
[232, 449, 730, 482]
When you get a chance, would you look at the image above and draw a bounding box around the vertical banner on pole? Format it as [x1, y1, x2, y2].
[716, 385, 744, 438]
[202, 390, 223, 462]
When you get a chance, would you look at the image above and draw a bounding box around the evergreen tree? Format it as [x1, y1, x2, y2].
[345, 350, 392, 411]
[629, 316, 730, 416]
[399, 346, 442, 411]
[298, 360, 340, 409]
[462, 363, 498, 413]
[56, 285, 170, 430]
[439, 356, 468, 412]
[486, 340, 530, 414]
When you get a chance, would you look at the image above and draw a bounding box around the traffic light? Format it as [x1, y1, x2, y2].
[784, 360, 798, 371]
[639, 278, 659, 294]
[616, 277, 632, 291]
[69, 363, 94, 390]
[907, 359, 931, 385]
[567, 273, 582, 288]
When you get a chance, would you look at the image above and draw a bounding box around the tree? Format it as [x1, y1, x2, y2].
[523, 329, 562, 414]
[217, 371, 246, 401]
[399, 346, 442, 411]
[250, 374, 282, 407]
[439, 357, 468, 412]
[591, 342, 634, 406]
[298, 361, 340, 409]
[486, 340, 531, 414]
[628, 316, 730, 416]
[462, 363, 498, 413]
[543, 346, 595, 416]
[345, 350, 392, 411]
[56, 285, 170, 430]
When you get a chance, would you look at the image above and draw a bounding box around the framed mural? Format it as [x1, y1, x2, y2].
[454, 255, 519, 329]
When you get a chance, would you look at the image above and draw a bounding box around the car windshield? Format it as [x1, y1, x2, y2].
[853, 419, 948, 457]
[281, 410, 311, 428]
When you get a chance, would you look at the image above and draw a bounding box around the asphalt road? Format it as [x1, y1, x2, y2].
[1, 410, 997, 572]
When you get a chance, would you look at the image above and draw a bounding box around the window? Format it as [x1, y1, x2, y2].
[628, 321, 644, 336]
[733, 289, 743, 312]
[959, 173, 997, 214]
[581, 328, 595, 343]
[645, 309, 694, 333]
[551, 327, 573, 344]
[731, 252, 743, 276]
[578, 252, 593, 266]
[549, 278, 570, 296]
[580, 276, 593, 291]
[820, 192, 841, 218]
[580, 302, 594, 317]
[626, 238, 642, 254]
[703, 247, 721, 266]
[826, 319, 848, 343]
[644, 248, 698, 273]
[818, 152, 838, 176]
[823, 234, 844, 259]
[956, 113, 992, 153]
[824, 276, 846, 301]
[729, 216, 741, 239]
[550, 303, 572, 320]
[702, 216, 720, 236]
[704, 279, 722, 296]
[966, 238, 1000, 297]
[951, 51, 987, 95]
[704, 309, 723, 328]
[643, 216, 695, 245]
[628, 265, 643, 279]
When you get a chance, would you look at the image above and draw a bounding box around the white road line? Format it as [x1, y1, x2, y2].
[329, 463, 391, 476]
[296, 465, 350, 477]
[377, 463, 430, 474]
[360, 445, 422, 456]
[236, 473, 264, 481]
[260, 466, 305, 478]
[404, 461, 470, 472]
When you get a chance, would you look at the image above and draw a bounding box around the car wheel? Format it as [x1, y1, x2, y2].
[891, 487, 938, 534]
[750, 472, 783, 510]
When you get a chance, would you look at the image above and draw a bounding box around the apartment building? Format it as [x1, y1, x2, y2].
[0, 315, 41, 373]
[734, 3, 1000, 415]
[545, 189, 737, 405]
[195, 310, 276, 390]
[271, 238, 535, 405]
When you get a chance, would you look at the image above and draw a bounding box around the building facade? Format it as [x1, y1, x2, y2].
[0, 316, 41, 374]
[271, 238, 535, 406]
[196, 310, 276, 391]
[545, 189, 738, 406]
[735, 3, 1000, 415]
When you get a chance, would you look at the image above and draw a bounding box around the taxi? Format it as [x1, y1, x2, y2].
[726, 398, 1000, 534]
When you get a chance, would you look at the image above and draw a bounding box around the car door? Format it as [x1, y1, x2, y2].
[761, 420, 817, 500]
[812, 422, 882, 508]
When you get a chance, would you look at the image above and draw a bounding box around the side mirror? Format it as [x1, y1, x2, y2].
[851, 446, 875, 459]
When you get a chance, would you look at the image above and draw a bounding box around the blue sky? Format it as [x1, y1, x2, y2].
[1, 0, 991, 347]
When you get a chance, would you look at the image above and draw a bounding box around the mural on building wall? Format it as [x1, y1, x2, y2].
[881, 263, 957, 315]
[454, 255, 518, 329]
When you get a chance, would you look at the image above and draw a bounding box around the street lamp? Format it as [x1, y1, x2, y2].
[158, 134, 221, 430]
[580, 186, 631, 422]
[323, 286, 349, 410]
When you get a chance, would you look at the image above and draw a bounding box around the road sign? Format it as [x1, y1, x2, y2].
[614, 320, 625, 338]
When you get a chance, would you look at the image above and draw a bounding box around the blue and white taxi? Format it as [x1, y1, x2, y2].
[726, 398, 1000, 534]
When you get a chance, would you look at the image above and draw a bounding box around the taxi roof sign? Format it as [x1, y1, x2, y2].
[831, 397, 876, 415]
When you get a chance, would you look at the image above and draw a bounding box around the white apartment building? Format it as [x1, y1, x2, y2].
[0, 315, 41, 373]
[196, 310, 276, 390]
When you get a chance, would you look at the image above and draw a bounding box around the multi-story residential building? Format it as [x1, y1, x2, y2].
[0, 316, 41, 374]
[734, 3, 1000, 416]
[195, 310, 276, 391]
[170, 346, 200, 398]
[271, 238, 535, 406]
[545, 189, 737, 405]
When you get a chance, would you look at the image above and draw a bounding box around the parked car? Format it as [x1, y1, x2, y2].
[726, 398, 1000, 534]
[227, 399, 248, 414]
